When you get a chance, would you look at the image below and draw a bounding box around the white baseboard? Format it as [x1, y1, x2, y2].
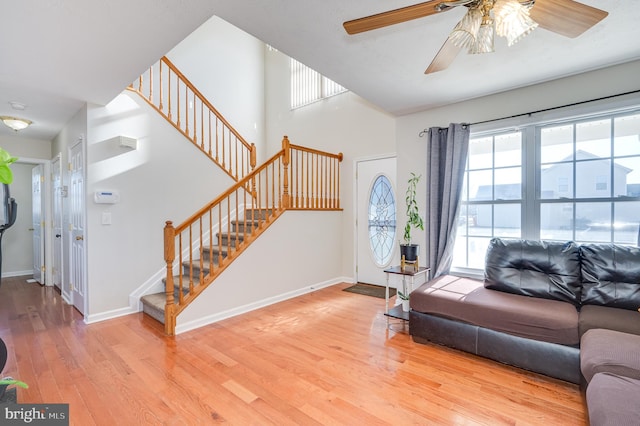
[85, 306, 138, 324]
[175, 276, 351, 335]
[1, 270, 33, 279]
[86, 276, 353, 328]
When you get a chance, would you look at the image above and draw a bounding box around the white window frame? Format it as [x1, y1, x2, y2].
[452, 97, 640, 276]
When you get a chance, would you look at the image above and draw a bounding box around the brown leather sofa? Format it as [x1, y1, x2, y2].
[409, 238, 640, 425]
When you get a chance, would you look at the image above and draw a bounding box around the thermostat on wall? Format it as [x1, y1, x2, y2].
[94, 190, 120, 204]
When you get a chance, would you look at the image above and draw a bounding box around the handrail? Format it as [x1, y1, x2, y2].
[162, 136, 343, 335]
[128, 56, 256, 181]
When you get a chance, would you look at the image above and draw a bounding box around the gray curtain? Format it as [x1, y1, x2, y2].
[427, 123, 470, 277]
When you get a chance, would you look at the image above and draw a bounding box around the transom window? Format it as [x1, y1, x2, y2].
[453, 110, 640, 271]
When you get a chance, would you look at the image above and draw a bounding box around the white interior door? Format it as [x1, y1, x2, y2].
[356, 157, 397, 286]
[69, 139, 86, 315]
[52, 155, 64, 291]
[32, 164, 45, 284]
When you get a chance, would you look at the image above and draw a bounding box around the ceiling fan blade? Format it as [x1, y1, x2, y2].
[425, 37, 462, 74]
[529, 0, 608, 38]
[344, 1, 447, 35]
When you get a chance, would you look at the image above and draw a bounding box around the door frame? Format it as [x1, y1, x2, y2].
[51, 153, 65, 295]
[68, 136, 88, 316]
[32, 164, 45, 284]
[15, 157, 52, 285]
[353, 153, 398, 284]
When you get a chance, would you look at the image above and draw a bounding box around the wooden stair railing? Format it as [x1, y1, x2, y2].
[162, 136, 343, 335]
[128, 56, 257, 181]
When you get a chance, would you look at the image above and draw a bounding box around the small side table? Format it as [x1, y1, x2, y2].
[383, 266, 430, 323]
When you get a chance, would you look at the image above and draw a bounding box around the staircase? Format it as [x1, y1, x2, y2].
[130, 57, 344, 335]
[140, 208, 269, 324]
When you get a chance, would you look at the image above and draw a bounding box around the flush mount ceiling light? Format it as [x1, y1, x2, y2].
[0, 116, 33, 132]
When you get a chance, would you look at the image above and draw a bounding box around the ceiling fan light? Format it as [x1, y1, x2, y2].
[493, 0, 538, 46]
[449, 8, 482, 50]
[470, 21, 495, 54]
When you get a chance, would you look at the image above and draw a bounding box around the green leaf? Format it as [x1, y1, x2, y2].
[0, 147, 17, 184]
[0, 379, 28, 389]
[0, 164, 13, 184]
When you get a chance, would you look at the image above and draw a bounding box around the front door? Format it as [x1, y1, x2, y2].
[69, 139, 86, 315]
[32, 164, 45, 284]
[356, 157, 397, 286]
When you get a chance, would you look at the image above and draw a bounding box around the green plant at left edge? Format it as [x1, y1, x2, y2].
[0, 378, 28, 390]
[0, 147, 18, 185]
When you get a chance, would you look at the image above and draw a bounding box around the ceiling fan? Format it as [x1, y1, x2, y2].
[343, 0, 608, 74]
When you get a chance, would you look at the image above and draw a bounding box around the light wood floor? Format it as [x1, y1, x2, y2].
[0, 276, 587, 425]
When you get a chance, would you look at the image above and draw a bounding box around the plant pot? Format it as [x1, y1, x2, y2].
[399, 244, 420, 262]
[402, 299, 410, 312]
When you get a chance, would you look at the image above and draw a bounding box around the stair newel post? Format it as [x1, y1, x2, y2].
[282, 136, 291, 209]
[164, 221, 177, 335]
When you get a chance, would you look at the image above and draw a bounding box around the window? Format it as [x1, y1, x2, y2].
[453, 111, 640, 271]
[453, 132, 522, 269]
[290, 58, 347, 109]
[368, 175, 396, 266]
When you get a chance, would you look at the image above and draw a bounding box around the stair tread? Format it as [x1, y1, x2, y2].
[141, 293, 165, 312]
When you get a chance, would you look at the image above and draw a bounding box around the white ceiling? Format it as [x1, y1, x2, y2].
[2, 0, 640, 141]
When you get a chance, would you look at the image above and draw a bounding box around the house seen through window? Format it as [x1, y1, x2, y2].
[453, 111, 640, 271]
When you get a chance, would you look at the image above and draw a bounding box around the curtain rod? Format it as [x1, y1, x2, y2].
[418, 89, 640, 137]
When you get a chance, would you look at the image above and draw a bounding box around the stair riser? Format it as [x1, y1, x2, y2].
[231, 222, 259, 233]
[201, 248, 228, 263]
[181, 264, 210, 277]
[243, 209, 272, 220]
[216, 234, 244, 247]
[142, 304, 164, 324]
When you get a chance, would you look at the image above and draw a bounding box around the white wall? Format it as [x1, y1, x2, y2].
[1, 162, 33, 277]
[85, 92, 236, 316]
[177, 210, 345, 333]
[0, 135, 51, 160]
[264, 48, 397, 277]
[167, 16, 266, 161]
[395, 60, 640, 253]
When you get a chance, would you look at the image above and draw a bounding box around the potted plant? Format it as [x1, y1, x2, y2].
[400, 172, 424, 264]
[0, 378, 28, 403]
[397, 290, 410, 312]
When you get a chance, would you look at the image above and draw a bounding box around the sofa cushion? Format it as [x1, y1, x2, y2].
[581, 329, 640, 383]
[411, 275, 579, 345]
[580, 243, 640, 310]
[586, 373, 640, 426]
[484, 238, 582, 305]
[578, 304, 640, 337]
